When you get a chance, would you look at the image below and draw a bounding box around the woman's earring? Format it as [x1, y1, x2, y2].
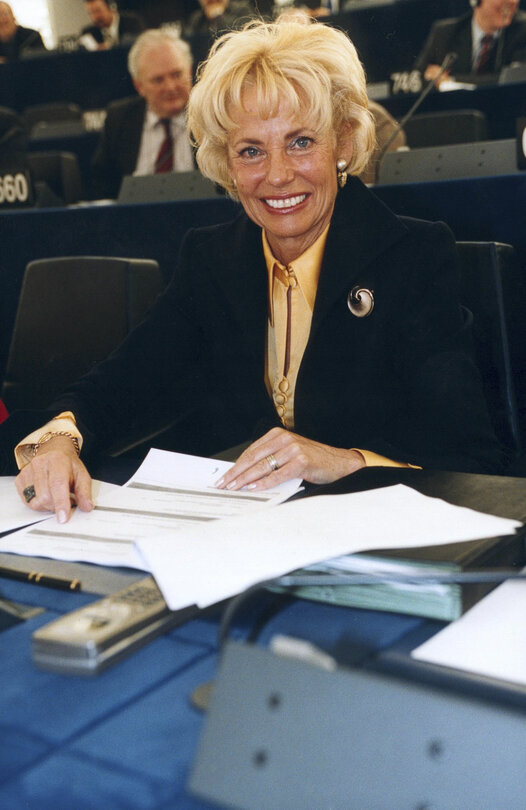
[337, 159, 348, 189]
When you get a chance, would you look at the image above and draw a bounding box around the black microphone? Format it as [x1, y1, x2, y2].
[0, 125, 20, 148]
[374, 52, 458, 183]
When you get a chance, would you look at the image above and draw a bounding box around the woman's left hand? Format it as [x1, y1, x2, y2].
[216, 427, 365, 491]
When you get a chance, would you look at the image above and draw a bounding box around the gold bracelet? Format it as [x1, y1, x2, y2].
[32, 431, 80, 457]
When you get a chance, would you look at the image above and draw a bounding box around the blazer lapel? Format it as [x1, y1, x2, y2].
[211, 213, 269, 361]
[208, 181, 409, 356]
[310, 178, 408, 337]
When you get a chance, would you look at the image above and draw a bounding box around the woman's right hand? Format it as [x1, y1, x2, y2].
[15, 436, 94, 524]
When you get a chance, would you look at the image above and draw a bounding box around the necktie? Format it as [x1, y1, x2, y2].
[154, 119, 174, 174]
[475, 34, 494, 74]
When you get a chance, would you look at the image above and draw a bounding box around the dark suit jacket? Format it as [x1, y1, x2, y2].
[80, 11, 144, 45]
[91, 96, 197, 199]
[91, 96, 146, 198]
[0, 26, 45, 61]
[28, 177, 499, 475]
[414, 11, 526, 79]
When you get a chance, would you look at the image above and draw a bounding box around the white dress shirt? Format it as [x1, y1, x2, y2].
[134, 109, 194, 176]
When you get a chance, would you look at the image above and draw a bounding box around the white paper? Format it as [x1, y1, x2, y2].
[0, 450, 302, 570]
[439, 80, 477, 92]
[0, 477, 52, 532]
[0, 477, 116, 533]
[412, 568, 526, 687]
[78, 33, 99, 51]
[137, 484, 521, 610]
[125, 447, 302, 506]
[2, 486, 146, 569]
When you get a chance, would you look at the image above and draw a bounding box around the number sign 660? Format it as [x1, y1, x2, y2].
[0, 173, 30, 204]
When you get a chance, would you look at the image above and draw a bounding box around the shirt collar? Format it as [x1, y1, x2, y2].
[145, 108, 187, 131]
[472, 16, 498, 48]
[102, 13, 119, 42]
[263, 225, 329, 324]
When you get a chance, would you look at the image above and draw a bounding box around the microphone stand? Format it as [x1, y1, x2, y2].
[374, 53, 458, 184]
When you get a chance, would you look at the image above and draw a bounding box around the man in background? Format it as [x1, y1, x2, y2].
[0, 2, 45, 62]
[91, 28, 194, 199]
[415, 0, 526, 84]
[79, 0, 144, 50]
[184, 0, 256, 38]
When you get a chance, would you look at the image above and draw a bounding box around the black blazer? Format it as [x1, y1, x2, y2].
[414, 11, 526, 79]
[39, 177, 501, 474]
[80, 11, 144, 45]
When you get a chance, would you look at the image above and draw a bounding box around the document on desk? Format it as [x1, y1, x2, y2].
[136, 484, 521, 610]
[0, 477, 118, 533]
[123, 448, 302, 514]
[411, 568, 526, 687]
[0, 477, 52, 532]
[0, 450, 302, 569]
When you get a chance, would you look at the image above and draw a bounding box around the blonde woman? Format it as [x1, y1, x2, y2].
[10, 19, 499, 520]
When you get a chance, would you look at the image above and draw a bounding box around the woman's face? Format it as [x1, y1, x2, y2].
[227, 87, 349, 266]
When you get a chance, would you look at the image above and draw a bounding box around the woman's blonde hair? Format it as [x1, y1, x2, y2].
[187, 17, 376, 198]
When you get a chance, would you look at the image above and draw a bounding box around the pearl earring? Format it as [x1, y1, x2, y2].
[336, 158, 348, 188]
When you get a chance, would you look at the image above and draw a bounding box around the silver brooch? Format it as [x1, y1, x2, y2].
[347, 286, 374, 318]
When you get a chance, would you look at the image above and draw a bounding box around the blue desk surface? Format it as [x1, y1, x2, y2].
[0, 567, 427, 809]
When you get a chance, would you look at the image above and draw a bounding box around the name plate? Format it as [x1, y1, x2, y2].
[0, 167, 35, 209]
[389, 70, 423, 95]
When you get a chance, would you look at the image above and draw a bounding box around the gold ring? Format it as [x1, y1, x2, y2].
[266, 453, 279, 472]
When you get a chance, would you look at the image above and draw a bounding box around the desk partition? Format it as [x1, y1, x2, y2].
[0, 47, 135, 113]
[2, 175, 526, 387]
[372, 174, 526, 267]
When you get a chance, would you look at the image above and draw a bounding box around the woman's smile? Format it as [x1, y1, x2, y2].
[227, 86, 346, 265]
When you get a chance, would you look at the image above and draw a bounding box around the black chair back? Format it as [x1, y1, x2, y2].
[23, 102, 83, 129]
[26, 151, 83, 205]
[1, 256, 163, 412]
[404, 109, 488, 149]
[456, 241, 526, 465]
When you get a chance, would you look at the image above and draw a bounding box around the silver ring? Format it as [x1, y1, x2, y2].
[266, 453, 279, 472]
[23, 485, 36, 503]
